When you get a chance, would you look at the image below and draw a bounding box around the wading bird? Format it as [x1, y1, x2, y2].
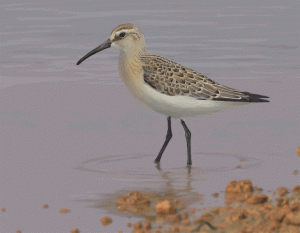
[77, 24, 269, 166]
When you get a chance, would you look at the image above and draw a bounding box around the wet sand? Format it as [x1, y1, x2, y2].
[114, 181, 300, 233]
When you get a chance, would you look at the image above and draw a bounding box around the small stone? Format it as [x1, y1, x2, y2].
[59, 208, 71, 213]
[247, 194, 268, 204]
[194, 213, 214, 223]
[116, 205, 127, 211]
[169, 214, 181, 223]
[155, 200, 176, 215]
[43, 204, 49, 209]
[293, 170, 299, 175]
[289, 202, 300, 212]
[284, 212, 300, 226]
[226, 180, 253, 193]
[266, 209, 287, 223]
[277, 187, 288, 196]
[100, 216, 112, 226]
[144, 220, 151, 230]
[181, 213, 189, 220]
[133, 221, 142, 230]
[201, 213, 214, 221]
[70, 228, 79, 233]
[212, 193, 219, 198]
[296, 147, 300, 156]
[293, 185, 300, 194]
[253, 186, 263, 191]
[236, 210, 247, 220]
[183, 219, 190, 226]
[277, 198, 289, 207]
[1, 208, 6, 212]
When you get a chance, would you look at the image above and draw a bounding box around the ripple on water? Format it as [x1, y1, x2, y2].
[76, 153, 263, 183]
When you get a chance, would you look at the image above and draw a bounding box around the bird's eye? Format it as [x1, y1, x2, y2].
[119, 32, 126, 38]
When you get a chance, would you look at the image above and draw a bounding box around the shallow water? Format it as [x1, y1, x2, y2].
[1, 0, 299, 232]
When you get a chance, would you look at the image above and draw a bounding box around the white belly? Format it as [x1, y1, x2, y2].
[136, 83, 250, 119]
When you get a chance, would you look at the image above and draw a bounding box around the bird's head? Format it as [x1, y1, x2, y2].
[76, 24, 145, 65]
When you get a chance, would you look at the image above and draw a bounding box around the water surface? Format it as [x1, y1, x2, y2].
[1, 0, 299, 232]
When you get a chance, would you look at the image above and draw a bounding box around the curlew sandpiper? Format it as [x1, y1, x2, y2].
[76, 24, 269, 166]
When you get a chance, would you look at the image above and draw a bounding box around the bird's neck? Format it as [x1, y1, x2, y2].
[118, 46, 146, 73]
[118, 48, 147, 99]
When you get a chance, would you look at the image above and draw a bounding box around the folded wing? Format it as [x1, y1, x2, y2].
[141, 54, 269, 102]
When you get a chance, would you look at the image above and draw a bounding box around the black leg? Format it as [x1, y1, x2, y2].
[181, 120, 192, 166]
[154, 116, 172, 163]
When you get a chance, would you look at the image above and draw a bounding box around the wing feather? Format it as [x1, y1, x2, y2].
[141, 54, 269, 102]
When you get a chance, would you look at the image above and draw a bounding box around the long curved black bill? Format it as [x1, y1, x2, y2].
[76, 39, 111, 65]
